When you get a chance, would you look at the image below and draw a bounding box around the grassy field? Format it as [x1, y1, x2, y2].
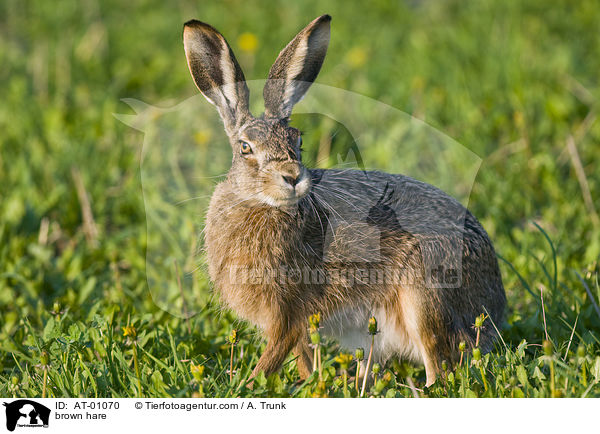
[1, 0, 599, 398]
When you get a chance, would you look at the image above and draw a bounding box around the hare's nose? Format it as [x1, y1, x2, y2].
[282, 174, 299, 187]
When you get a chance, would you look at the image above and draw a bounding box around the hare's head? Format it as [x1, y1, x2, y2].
[183, 15, 330, 207]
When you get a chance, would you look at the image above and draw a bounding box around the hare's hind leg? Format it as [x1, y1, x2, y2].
[397, 292, 442, 387]
[421, 349, 439, 387]
[409, 331, 440, 387]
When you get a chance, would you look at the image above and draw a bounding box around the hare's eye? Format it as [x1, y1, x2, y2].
[297, 136, 303, 148]
[240, 141, 252, 155]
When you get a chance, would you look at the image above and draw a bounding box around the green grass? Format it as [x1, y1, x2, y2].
[1, 0, 600, 398]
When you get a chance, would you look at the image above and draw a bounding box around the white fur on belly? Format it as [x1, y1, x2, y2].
[321, 305, 423, 364]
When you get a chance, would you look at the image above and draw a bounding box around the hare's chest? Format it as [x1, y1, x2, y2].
[205, 205, 293, 270]
[204, 196, 303, 325]
[204, 219, 278, 327]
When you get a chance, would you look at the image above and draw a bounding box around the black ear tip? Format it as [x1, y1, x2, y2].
[313, 15, 331, 30]
[184, 19, 202, 28]
[314, 14, 331, 24]
[183, 19, 218, 32]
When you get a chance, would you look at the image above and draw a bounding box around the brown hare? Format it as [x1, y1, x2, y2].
[183, 14, 505, 386]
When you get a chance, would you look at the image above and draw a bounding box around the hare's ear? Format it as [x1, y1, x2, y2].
[263, 15, 331, 120]
[183, 20, 250, 134]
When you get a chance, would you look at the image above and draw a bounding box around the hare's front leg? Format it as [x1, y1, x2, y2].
[292, 336, 313, 380]
[250, 326, 302, 380]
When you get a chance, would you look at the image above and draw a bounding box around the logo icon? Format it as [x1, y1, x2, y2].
[3, 400, 50, 432]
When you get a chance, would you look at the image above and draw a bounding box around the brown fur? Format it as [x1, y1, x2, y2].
[183, 15, 506, 386]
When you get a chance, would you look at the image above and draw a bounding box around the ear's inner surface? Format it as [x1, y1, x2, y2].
[183, 20, 250, 134]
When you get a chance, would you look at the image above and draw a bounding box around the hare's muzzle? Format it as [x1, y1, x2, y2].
[266, 162, 311, 206]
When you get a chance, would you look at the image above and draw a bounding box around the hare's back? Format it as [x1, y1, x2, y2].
[309, 168, 474, 237]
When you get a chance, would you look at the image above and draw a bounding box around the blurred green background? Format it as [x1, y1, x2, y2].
[1, 0, 599, 397]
